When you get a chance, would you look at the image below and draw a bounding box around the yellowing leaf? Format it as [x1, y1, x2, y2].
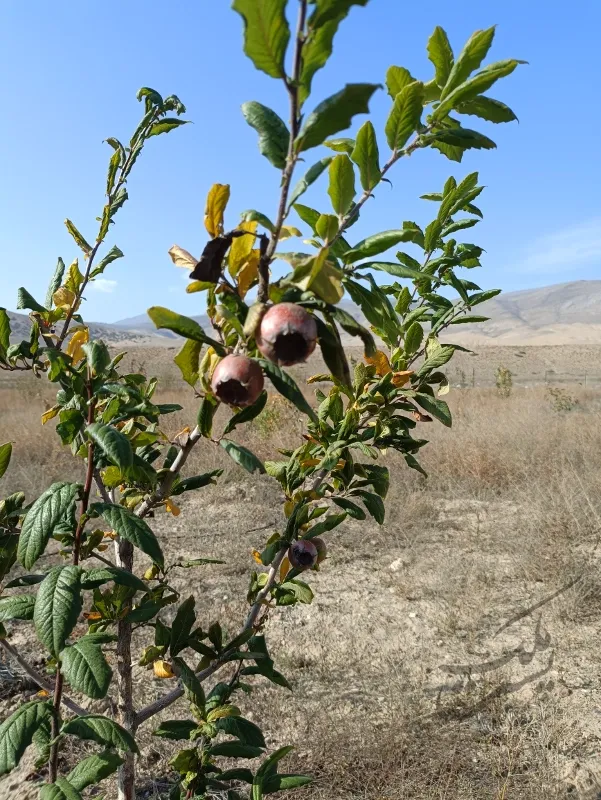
[144, 564, 160, 581]
[300, 458, 321, 467]
[205, 183, 230, 238]
[252, 549, 263, 565]
[41, 406, 60, 425]
[334, 459, 346, 470]
[165, 498, 181, 516]
[228, 221, 257, 276]
[279, 556, 290, 581]
[36, 689, 50, 698]
[278, 226, 302, 241]
[66, 327, 89, 364]
[53, 286, 79, 312]
[392, 369, 414, 386]
[83, 611, 102, 621]
[154, 659, 175, 679]
[284, 500, 295, 518]
[64, 259, 84, 294]
[365, 350, 391, 376]
[168, 245, 198, 269]
[237, 250, 260, 298]
[187, 280, 214, 294]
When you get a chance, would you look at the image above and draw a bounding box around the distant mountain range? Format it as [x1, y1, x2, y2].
[6, 280, 601, 347]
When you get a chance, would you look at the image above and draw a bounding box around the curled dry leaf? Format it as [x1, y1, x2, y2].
[168, 245, 198, 269]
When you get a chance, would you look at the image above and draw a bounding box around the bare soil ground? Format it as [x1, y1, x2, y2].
[1, 348, 601, 799]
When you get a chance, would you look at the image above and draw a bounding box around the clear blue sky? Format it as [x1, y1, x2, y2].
[1, 1, 599, 323]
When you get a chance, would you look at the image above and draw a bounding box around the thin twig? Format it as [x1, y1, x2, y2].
[0, 639, 87, 716]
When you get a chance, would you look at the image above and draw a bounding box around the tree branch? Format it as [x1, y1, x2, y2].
[135, 426, 203, 520]
[257, 0, 308, 302]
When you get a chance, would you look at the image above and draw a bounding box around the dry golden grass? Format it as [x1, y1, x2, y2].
[1, 358, 601, 799]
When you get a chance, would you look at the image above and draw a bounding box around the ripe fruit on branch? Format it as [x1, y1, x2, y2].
[312, 537, 327, 565]
[256, 303, 317, 367]
[210, 354, 264, 407]
[288, 539, 318, 570]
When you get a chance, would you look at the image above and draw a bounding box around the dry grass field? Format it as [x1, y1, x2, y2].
[1, 346, 600, 799]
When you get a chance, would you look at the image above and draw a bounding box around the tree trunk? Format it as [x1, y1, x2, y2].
[115, 539, 136, 800]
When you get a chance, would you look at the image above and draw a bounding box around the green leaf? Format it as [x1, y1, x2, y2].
[309, 0, 368, 28]
[61, 715, 139, 753]
[242, 101, 290, 169]
[0, 442, 12, 480]
[34, 566, 82, 657]
[354, 490, 385, 524]
[344, 230, 416, 263]
[86, 422, 133, 470]
[385, 80, 424, 151]
[65, 219, 92, 255]
[427, 26, 454, 87]
[428, 126, 497, 153]
[153, 720, 197, 740]
[173, 656, 206, 709]
[0, 308, 11, 353]
[288, 157, 333, 210]
[385, 66, 415, 99]
[217, 716, 266, 748]
[315, 317, 351, 388]
[279, 579, 314, 604]
[90, 245, 124, 278]
[316, 214, 339, 242]
[91, 503, 164, 568]
[241, 209, 276, 233]
[61, 638, 112, 699]
[332, 497, 366, 520]
[147, 307, 225, 354]
[82, 341, 111, 376]
[0, 701, 52, 776]
[223, 391, 268, 435]
[413, 393, 452, 427]
[148, 118, 189, 136]
[67, 751, 124, 792]
[297, 83, 380, 152]
[39, 780, 83, 800]
[258, 359, 318, 422]
[442, 218, 479, 236]
[209, 742, 264, 759]
[404, 321, 424, 355]
[433, 59, 523, 120]
[299, 0, 368, 104]
[256, 746, 293, 782]
[457, 95, 517, 123]
[0, 594, 36, 622]
[171, 469, 224, 496]
[323, 137, 355, 154]
[170, 596, 196, 656]
[18, 482, 80, 570]
[220, 440, 265, 474]
[16, 287, 47, 313]
[351, 121, 381, 191]
[45, 258, 66, 309]
[263, 774, 312, 793]
[174, 338, 201, 387]
[329, 305, 376, 357]
[4, 574, 44, 588]
[81, 567, 149, 593]
[198, 393, 218, 438]
[441, 26, 495, 100]
[233, 0, 290, 79]
[363, 260, 422, 280]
